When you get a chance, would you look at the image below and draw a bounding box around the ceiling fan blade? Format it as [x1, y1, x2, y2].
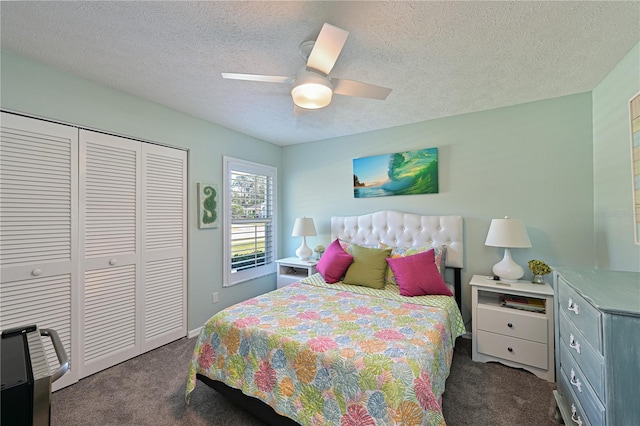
[332, 78, 392, 100]
[306, 23, 349, 75]
[221, 73, 293, 84]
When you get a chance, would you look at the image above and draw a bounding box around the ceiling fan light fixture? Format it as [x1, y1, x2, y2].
[222, 24, 391, 112]
[291, 69, 333, 109]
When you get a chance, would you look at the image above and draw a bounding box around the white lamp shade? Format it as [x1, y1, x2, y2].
[291, 217, 316, 237]
[485, 217, 532, 248]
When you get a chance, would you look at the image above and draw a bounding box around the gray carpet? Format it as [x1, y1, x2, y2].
[52, 337, 558, 425]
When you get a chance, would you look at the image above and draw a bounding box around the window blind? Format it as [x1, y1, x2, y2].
[223, 157, 277, 286]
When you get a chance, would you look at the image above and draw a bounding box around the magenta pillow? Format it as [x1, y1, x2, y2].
[386, 249, 453, 297]
[316, 239, 354, 283]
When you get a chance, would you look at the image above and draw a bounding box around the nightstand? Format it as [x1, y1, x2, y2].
[470, 274, 555, 382]
[276, 257, 318, 288]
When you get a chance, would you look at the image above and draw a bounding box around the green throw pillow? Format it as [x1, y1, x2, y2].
[342, 245, 392, 289]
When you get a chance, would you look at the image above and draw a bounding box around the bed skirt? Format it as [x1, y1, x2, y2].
[196, 374, 300, 426]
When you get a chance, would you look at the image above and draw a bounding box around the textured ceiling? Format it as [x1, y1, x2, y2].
[1, 1, 639, 146]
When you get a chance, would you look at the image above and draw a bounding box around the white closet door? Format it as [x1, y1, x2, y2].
[0, 112, 79, 390]
[79, 130, 141, 377]
[140, 143, 187, 352]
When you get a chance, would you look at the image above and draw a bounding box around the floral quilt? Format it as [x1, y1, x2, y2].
[186, 275, 465, 425]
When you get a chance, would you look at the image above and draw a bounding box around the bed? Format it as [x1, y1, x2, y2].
[186, 210, 465, 425]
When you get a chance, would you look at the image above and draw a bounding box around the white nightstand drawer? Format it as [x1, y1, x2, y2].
[477, 304, 548, 343]
[476, 330, 548, 370]
[559, 310, 604, 400]
[558, 277, 602, 352]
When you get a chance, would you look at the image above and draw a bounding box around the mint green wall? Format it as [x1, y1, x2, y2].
[282, 93, 595, 325]
[593, 42, 640, 272]
[6, 44, 634, 331]
[0, 50, 283, 331]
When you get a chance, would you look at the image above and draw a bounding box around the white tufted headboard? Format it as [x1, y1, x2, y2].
[331, 210, 463, 268]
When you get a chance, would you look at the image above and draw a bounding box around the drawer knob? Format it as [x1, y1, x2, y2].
[569, 334, 581, 354]
[571, 404, 583, 426]
[32, 268, 42, 276]
[109, 258, 118, 266]
[507, 322, 513, 328]
[570, 369, 582, 393]
[567, 298, 580, 315]
[507, 347, 513, 353]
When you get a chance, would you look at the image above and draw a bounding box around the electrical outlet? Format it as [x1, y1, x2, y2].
[212, 292, 219, 304]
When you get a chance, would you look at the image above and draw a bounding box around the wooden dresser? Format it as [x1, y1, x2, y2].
[553, 268, 640, 426]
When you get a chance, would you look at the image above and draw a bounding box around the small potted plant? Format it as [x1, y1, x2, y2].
[314, 244, 325, 260]
[528, 259, 552, 284]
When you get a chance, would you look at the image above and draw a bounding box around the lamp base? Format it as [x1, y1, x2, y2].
[296, 237, 312, 261]
[492, 248, 524, 283]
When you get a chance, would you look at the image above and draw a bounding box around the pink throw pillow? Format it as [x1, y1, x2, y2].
[386, 249, 453, 297]
[317, 239, 354, 283]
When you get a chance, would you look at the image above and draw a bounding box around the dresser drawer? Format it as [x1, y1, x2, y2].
[558, 372, 593, 426]
[476, 330, 547, 369]
[560, 361, 605, 426]
[559, 311, 604, 400]
[557, 277, 602, 352]
[477, 305, 547, 343]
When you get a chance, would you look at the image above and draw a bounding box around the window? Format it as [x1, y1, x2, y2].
[223, 156, 277, 286]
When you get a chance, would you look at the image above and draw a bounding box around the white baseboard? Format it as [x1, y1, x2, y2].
[188, 327, 202, 338]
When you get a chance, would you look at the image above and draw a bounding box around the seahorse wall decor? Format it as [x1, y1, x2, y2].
[198, 183, 219, 228]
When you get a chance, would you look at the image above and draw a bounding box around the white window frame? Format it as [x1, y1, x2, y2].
[223, 156, 277, 287]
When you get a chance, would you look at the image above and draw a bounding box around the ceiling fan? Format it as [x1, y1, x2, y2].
[221, 23, 392, 113]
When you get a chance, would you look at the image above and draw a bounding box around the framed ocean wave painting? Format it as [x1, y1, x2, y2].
[353, 147, 438, 198]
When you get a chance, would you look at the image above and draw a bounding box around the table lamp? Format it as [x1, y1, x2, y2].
[292, 217, 316, 261]
[485, 216, 532, 282]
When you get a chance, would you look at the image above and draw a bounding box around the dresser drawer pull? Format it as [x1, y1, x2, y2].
[570, 369, 583, 393]
[567, 298, 580, 315]
[507, 322, 513, 328]
[569, 334, 581, 354]
[32, 268, 43, 276]
[507, 347, 513, 353]
[109, 258, 118, 265]
[571, 404, 583, 426]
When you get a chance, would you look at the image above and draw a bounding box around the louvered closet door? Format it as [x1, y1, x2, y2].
[141, 144, 187, 352]
[79, 130, 141, 377]
[0, 112, 78, 390]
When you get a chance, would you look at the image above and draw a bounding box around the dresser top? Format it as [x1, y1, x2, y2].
[554, 267, 640, 316]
